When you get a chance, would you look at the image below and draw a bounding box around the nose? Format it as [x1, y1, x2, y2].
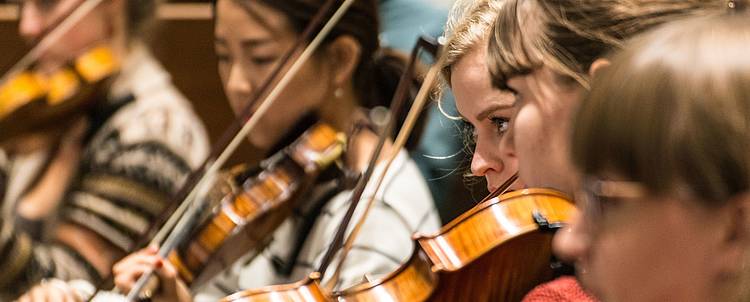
[552, 210, 591, 263]
[225, 63, 253, 116]
[471, 136, 503, 177]
[19, 3, 46, 42]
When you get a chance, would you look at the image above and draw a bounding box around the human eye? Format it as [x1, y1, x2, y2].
[489, 116, 510, 135]
[214, 44, 231, 63]
[216, 52, 231, 63]
[249, 56, 278, 66]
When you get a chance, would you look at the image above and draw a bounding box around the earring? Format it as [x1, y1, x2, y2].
[334, 88, 344, 98]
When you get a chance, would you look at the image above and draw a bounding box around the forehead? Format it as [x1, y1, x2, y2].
[452, 46, 490, 84]
[215, 0, 293, 38]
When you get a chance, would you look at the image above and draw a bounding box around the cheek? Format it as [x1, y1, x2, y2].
[587, 206, 709, 301]
[250, 63, 328, 149]
[512, 107, 546, 166]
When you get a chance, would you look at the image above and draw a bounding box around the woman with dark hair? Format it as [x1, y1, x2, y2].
[569, 11, 750, 302]
[2, 0, 210, 300]
[111, 0, 440, 301]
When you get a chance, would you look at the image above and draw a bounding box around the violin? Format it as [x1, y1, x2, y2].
[168, 123, 346, 288]
[0, 44, 120, 144]
[215, 32, 576, 301]
[217, 188, 576, 302]
[335, 188, 576, 302]
[121, 0, 359, 299]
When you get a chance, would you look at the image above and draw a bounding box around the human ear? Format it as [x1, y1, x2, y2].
[588, 58, 611, 78]
[718, 193, 750, 275]
[324, 35, 362, 87]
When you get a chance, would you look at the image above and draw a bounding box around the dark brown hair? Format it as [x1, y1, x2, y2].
[227, 0, 426, 148]
[572, 13, 750, 205]
[487, 0, 726, 90]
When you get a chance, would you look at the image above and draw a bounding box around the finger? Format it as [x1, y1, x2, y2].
[113, 254, 161, 275]
[48, 280, 78, 302]
[114, 262, 162, 293]
[47, 285, 66, 302]
[152, 259, 180, 297]
[146, 244, 159, 253]
[28, 285, 44, 302]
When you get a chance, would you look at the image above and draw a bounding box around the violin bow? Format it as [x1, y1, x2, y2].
[322, 36, 444, 291]
[88, 0, 348, 298]
[314, 34, 427, 279]
[481, 172, 519, 203]
[122, 0, 359, 300]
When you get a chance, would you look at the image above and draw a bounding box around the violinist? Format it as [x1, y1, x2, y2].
[568, 10, 750, 302]
[112, 0, 440, 301]
[2, 0, 209, 299]
[440, 0, 524, 198]
[482, 0, 729, 300]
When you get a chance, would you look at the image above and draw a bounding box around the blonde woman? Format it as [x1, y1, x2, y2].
[440, 0, 594, 300]
[440, 0, 523, 199]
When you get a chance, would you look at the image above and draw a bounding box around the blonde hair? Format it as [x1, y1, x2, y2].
[441, 0, 505, 85]
[437, 0, 506, 119]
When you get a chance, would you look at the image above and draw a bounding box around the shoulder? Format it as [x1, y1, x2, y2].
[324, 150, 440, 238]
[91, 43, 209, 169]
[523, 276, 598, 302]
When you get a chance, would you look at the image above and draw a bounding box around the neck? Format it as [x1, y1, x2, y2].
[317, 89, 395, 173]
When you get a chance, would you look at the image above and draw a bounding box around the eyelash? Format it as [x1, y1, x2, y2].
[490, 117, 510, 134]
[250, 57, 276, 66]
[461, 116, 510, 144]
[216, 54, 230, 63]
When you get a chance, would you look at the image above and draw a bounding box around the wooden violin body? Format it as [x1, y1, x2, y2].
[0, 44, 119, 143]
[222, 273, 328, 302]
[220, 188, 576, 302]
[169, 123, 346, 288]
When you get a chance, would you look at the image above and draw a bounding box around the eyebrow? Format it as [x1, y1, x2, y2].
[214, 37, 273, 49]
[476, 103, 514, 120]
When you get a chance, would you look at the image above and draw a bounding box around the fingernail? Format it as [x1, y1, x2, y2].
[156, 259, 163, 268]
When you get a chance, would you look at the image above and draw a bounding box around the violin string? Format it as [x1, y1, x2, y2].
[104, 0, 342, 297]
[122, 0, 358, 300]
[146, 0, 337, 248]
[480, 171, 519, 203]
[151, 0, 355, 247]
[0, 0, 106, 85]
[324, 43, 447, 292]
[315, 35, 422, 278]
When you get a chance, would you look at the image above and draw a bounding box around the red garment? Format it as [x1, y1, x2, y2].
[522, 276, 598, 302]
